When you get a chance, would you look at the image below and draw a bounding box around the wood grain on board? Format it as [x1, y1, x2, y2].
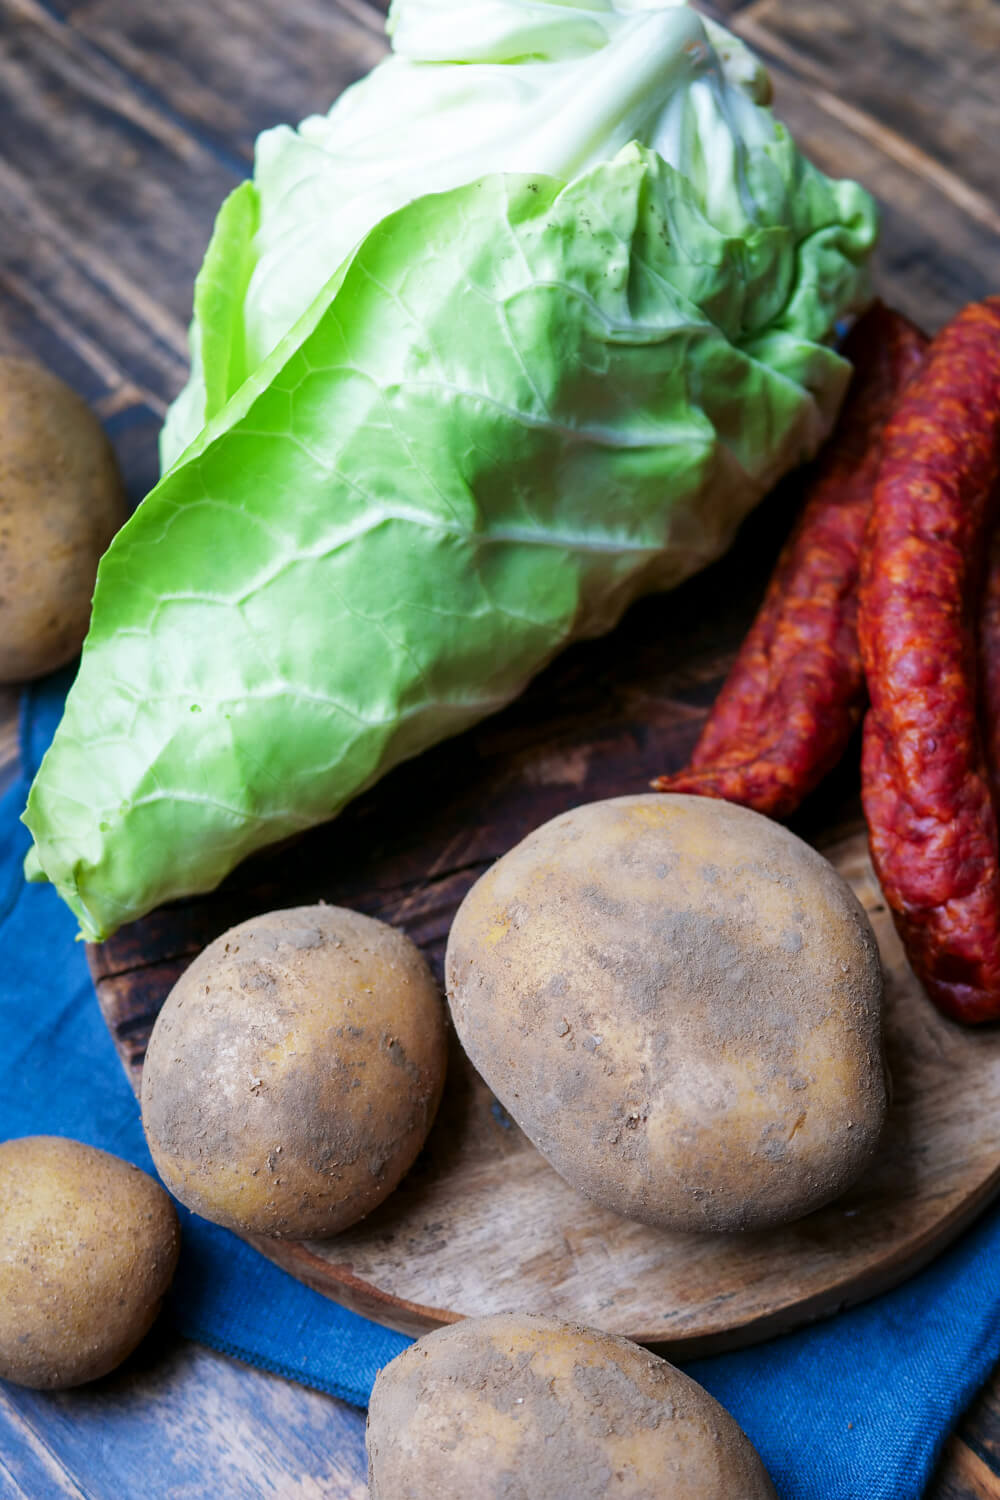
[2, 0, 1000, 1493]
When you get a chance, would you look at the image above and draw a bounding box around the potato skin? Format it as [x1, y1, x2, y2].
[446, 794, 886, 1232]
[367, 1312, 776, 1500]
[141, 905, 447, 1239]
[0, 358, 127, 682]
[0, 1136, 180, 1389]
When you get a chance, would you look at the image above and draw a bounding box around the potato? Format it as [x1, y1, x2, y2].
[141, 904, 447, 1239]
[0, 358, 128, 683]
[0, 1136, 180, 1389]
[367, 1312, 776, 1499]
[446, 794, 886, 1232]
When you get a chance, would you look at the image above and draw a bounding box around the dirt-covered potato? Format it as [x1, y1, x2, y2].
[446, 794, 886, 1233]
[0, 1136, 180, 1389]
[0, 358, 128, 683]
[367, 1312, 776, 1499]
[141, 904, 447, 1239]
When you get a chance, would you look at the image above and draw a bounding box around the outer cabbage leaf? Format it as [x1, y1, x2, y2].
[159, 181, 259, 467]
[24, 145, 874, 939]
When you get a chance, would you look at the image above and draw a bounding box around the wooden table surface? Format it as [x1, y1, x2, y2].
[1, 1, 1000, 1495]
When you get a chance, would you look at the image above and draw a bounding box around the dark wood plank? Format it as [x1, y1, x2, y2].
[699, 0, 760, 13]
[0, 688, 19, 797]
[43, 0, 388, 163]
[927, 1367, 1000, 1497]
[0, 1, 237, 399]
[736, 0, 1000, 205]
[933, 1438, 1000, 1500]
[950, 1379, 1000, 1479]
[0, 1324, 369, 1500]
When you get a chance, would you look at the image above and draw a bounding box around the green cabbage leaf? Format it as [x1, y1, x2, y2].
[24, 0, 877, 940]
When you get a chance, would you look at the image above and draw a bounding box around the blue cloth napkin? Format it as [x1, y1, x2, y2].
[5, 675, 1000, 1500]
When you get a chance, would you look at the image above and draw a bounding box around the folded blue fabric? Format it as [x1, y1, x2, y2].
[4, 674, 999, 1500]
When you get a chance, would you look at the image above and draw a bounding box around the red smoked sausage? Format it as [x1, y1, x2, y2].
[653, 303, 927, 818]
[979, 529, 1000, 810]
[858, 297, 1000, 1024]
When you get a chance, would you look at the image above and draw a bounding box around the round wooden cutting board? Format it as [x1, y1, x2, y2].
[88, 479, 1000, 1357]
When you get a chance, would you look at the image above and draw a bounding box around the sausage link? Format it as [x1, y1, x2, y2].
[979, 528, 1000, 807]
[653, 303, 927, 818]
[859, 296, 1000, 1023]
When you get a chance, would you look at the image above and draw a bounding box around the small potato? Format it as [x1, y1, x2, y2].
[0, 358, 128, 683]
[141, 904, 447, 1239]
[446, 794, 886, 1232]
[0, 1136, 180, 1389]
[367, 1312, 777, 1499]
